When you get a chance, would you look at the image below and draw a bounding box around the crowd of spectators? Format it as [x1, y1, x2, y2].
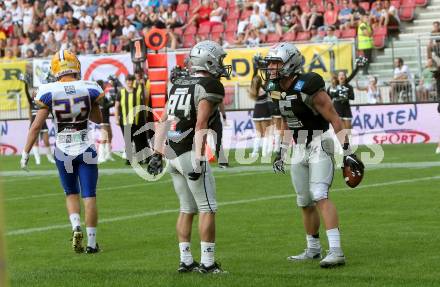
[0, 0, 408, 59]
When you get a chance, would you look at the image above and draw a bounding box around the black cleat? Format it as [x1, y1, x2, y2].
[218, 162, 230, 168]
[177, 261, 199, 273]
[198, 262, 227, 274]
[85, 243, 100, 254]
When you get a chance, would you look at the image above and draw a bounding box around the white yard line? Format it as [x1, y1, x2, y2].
[5, 171, 266, 201]
[6, 175, 440, 236]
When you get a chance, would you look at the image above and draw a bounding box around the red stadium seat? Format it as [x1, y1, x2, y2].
[225, 20, 238, 32]
[373, 27, 387, 49]
[115, 8, 124, 16]
[341, 28, 356, 38]
[240, 9, 252, 20]
[173, 27, 184, 36]
[399, 6, 415, 21]
[224, 31, 236, 43]
[211, 32, 223, 42]
[228, 8, 240, 20]
[266, 33, 280, 43]
[296, 31, 311, 41]
[415, 0, 428, 6]
[282, 32, 296, 41]
[401, 0, 416, 7]
[211, 24, 224, 33]
[183, 35, 197, 48]
[359, 2, 370, 11]
[177, 11, 187, 23]
[334, 29, 342, 38]
[125, 8, 135, 17]
[176, 3, 189, 12]
[198, 23, 211, 34]
[218, 0, 228, 8]
[183, 25, 197, 35]
[259, 33, 267, 43]
[391, 0, 400, 9]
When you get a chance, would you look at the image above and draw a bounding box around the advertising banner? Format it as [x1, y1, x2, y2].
[33, 54, 134, 87]
[1, 103, 439, 156]
[0, 60, 27, 112]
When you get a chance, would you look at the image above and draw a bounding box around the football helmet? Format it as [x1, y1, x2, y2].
[50, 49, 81, 78]
[188, 40, 231, 78]
[261, 42, 304, 83]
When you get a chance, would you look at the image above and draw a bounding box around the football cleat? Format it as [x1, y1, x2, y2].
[85, 243, 100, 254]
[71, 227, 84, 253]
[218, 162, 230, 169]
[287, 248, 322, 261]
[319, 249, 346, 268]
[177, 261, 199, 273]
[198, 262, 227, 274]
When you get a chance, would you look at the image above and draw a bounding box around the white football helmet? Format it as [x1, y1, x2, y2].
[262, 42, 304, 81]
[188, 40, 231, 78]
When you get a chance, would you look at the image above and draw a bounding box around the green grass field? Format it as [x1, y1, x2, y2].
[1, 144, 440, 287]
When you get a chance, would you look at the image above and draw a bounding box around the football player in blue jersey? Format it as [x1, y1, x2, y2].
[21, 50, 103, 254]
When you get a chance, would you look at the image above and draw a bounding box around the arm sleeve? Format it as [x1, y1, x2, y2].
[87, 83, 104, 104]
[194, 78, 225, 107]
[35, 87, 52, 109]
[346, 65, 360, 83]
[347, 85, 355, 100]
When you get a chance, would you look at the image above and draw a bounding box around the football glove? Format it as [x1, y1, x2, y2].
[188, 160, 206, 181]
[342, 143, 364, 175]
[147, 153, 163, 176]
[20, 151, 30, 171]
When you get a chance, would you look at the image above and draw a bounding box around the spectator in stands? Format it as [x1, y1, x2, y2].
[208, 2, 224, 27]
[369, 0, 382, 28]
[357, 13, 373, 74]
[283, 4, 303, 33]
[44, 32, 60, 56]
[184, 0, 212, 28]
[56, 0, 73, 14]
[417, 58, 436, 102]
[22, 0, 34, 34]
[85, 0, 98, 16]
[356, 76, 382, 104]
[122, 19, 136, 38]
[427, 21, 440, 65]
[267, 0, 284, 15]
[323, 25, 338, 43]
[301, 3, 323, 32]
[261, 7, 282, 36]
[79, 8, 93, 27]
[238, 4, 264, 34]
[11, 0, 23, 37]
[351, 0, 366, 27]
[310, 25, 323, 42]
[323, 1, 338, 29]
[338, 0, 353, 30]
[245, 28, 260, 47]
[3, 47, 15, 60]
[390, 57, 412, 102]
[380, 0, 400, 28]
[20, 36, 35, 57]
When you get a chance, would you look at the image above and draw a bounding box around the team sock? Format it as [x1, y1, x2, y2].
[306, 233, 321, 250]
[261, 137, 268, 157]
[252, 137, 261, 155]
[86, 227, 97, 248]
[200, 241, 215, 267]
[179, 242, 194, 265]
[326, 228, 341, 249]
[32, 146, 41, 165]
[69, 213, 81, 230]
[274, 133, 281, 151]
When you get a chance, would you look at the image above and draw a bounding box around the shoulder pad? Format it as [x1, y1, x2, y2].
[293, 72, 325, 96]
[197, 77, 225, 96]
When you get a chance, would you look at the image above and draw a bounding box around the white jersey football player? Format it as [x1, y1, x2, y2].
[21, 50, 103, 254]
[261, 43, 364, 268]
[148, 41, 231, 273]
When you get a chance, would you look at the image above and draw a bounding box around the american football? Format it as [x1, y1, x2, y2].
[1, 0, 440, 286]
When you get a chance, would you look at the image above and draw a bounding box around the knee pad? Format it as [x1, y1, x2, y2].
[310, 183, 329, 202]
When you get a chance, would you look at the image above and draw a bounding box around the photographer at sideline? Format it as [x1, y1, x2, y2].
[114, 74, 149, 165]
[21, 73, 55, 164]
[327, 56, 367, 130]
[97, 79, 116, 163]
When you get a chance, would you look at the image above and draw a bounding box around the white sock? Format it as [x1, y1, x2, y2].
[104, 143, 113, 160]
[326, 228, 341, 249]
[306, 234, 321, 250]
[267, 135, 274, 155]
[200, 241, 215, 267]
[46, 148, 55, 163]
[179, 242, 193, 265]
[261, 137, 268, 157]
[69, 213, 81, 230]
[274, 133, 281, 151]
[98, 144, 105, 162]
[252, 137, 261, 155]
[86, 227, 97, 248]
[32, 146, 41, 165]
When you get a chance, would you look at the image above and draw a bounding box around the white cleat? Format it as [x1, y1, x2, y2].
[435, 147, 440, 154]
[319, 249, 346, 268]
[287, 248, 322, 261]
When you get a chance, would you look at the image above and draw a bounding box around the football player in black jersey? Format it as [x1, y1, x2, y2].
[21, 73, 55, 164]
[148, 41, 231, 274]
[261, 42, 364, 268]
